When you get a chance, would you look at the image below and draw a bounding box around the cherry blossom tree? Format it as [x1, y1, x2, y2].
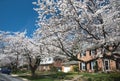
[0, 31, 45, 77]
[0, 31, 16, 67]
[22, 38, 45, 77]
[33, 0, 120, 63]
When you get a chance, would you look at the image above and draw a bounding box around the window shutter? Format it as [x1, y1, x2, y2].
[80, 63, 82, 70]
[90, 62, 91, 70]
[89, 50, 91, 56]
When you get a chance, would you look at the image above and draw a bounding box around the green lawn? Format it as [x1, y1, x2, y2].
[81, 72, 120, 81]
[13, 71, 120, 81]
[16, 72, 78, 81]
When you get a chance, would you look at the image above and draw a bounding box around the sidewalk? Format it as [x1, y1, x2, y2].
[64, 75, 83, 81]
[0, 73, 23, 81]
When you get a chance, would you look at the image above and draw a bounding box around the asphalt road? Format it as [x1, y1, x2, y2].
[0, 73, 23, 81]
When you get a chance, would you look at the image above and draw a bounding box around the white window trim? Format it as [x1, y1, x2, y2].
[91, 61, 95, 70]
[81, 63, 85, 70]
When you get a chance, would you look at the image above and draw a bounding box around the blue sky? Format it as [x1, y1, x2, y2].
[0, 0, 38, 37]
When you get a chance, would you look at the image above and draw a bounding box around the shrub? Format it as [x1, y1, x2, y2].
[73, 65, 79, 72]
[50, 66, 58, 72]
[56, 72, 65, 79]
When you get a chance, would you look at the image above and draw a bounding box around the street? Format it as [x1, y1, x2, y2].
[0, 73, 23, 81]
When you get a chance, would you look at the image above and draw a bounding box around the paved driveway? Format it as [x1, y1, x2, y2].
[0, 73, 23, 81]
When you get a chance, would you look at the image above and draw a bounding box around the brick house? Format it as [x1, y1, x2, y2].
[37, 56, 63, 71]
[78, 48, 120, 72]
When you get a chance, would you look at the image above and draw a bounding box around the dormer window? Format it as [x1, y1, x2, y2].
[80, 51, 86, 57]
[41, 60, 43, 62]
[48, 58, 51, 61]
[90, 49, 96, 56]
[45, 59, 47, 62]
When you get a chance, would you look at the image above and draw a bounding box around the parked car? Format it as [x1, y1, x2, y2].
[0, 67, 11, 75]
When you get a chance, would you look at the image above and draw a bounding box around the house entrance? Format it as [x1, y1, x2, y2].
[104, 60, 109, 70]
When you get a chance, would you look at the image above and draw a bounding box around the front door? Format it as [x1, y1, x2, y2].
[104, 60, 109, 70]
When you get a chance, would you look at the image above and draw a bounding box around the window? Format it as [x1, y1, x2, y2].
[81, 51, 86, 57]
[91, 49, 96, 56]
[116, 61, 120, 70]
[48, 58, 51, 61]
[45, 59, 47, 62]
[81, 63, 85, 70]
[91, 61, 95, 70]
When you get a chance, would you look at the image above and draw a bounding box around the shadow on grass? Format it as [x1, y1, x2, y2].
[19, 75, 54, 81]
[18, 72, 76, 81]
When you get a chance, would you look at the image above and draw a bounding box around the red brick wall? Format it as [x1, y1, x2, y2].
[78, 50, 117, 72]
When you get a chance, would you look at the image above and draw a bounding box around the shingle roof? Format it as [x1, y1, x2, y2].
[62, 61, 78, 65]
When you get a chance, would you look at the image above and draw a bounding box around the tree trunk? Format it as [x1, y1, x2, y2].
[29, 64, 37, 77]
[27, 55, 41, 77]
[29, 63, 39, 77]
[31, 68, 36, 77]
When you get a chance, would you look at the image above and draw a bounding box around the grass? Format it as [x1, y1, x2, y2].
[14, 71, 79, 81]
[13, 70, 120, 81]
[81, 72, 120, 81]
